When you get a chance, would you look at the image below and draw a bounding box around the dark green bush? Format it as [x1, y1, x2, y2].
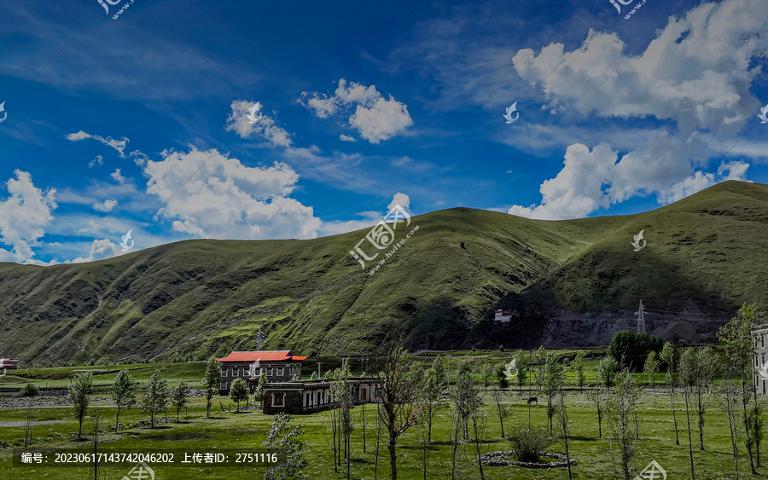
[608, 331, 663, 371]
[509, 428, 551, 463]
[20, 384, 39, 397]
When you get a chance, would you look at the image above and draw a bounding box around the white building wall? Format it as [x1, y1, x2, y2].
[753, 328, 768, 395]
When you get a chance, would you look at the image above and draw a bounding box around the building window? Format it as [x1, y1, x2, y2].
[277, 368, 285, 376]
[220, 381, 228, 390]
[222, 369, 228, 377]
[272, 393, 286, 407]
[268, 368, 274, 376]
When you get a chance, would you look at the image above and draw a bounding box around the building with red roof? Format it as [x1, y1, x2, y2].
[216, 350, 306, 393]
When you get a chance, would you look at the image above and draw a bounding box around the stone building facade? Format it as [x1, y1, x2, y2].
[263, 378, 380, 414]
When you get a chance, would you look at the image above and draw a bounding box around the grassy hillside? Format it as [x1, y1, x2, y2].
[1, 181, 766, 364]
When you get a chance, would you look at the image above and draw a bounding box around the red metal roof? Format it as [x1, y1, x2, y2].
[216, 351, 307, 363]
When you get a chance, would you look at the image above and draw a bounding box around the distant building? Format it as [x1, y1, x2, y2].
[216, 350, 306, 393]
[0, 358, 18, 370]
[494, 309, 511, 324]
[263, 378, 380, 415]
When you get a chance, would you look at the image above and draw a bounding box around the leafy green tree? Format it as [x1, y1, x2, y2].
[420, 367, 444, 442]
[141, 370, 169, 429]
[541, 353, 565, 436]
[491, 362, 510, 438]
[679, 348, 698, 479]
[643, 351, 659, 391]
[660, 341, 680, 446]
[692, 347, 719, 450]
[432, 355, 449, 390]
[597, 356, 619, 389]
[263, 413, 307, 480]
[572, 352, 586, 392]
[450, 361, 481, 480]
[718, 303, 767, 473]
[170, 382, 190, 422]
[608, 331, 663, 370]
[255, 371, 268, 406]
[201, 357, 222, 418]
[606, 371, 640, 480]
[111, 370, 137, 433]
[230, 378, 249, 412]
[69, 372, 93, 439]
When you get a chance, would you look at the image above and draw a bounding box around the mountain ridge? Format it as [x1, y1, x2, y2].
[1, 180, 766, 364]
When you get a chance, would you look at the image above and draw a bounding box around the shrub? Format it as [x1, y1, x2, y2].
[20, 384, 39, 397]
[509, 428, 551, 463]
[608, 331, 663, 371]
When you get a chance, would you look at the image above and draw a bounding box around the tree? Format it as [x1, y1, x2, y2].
[111, 370, 137, 433]
[201, 357, 222, 418]
[718, 303, 766, 473]
[432, 355, 449, 390]
[643, 351, 659, 391]
[541, 353, 565, 436]
[556, 388, 573, 480]
[332, 359, 355, 479]
[572, 352, 586, 392]
[141, 370, 169, 429]
[586, 385, 606, 438]
[606, 371, 640, 480]
[608, 331, 663, 370]
[420, 367, 444, 443]
[692, 347, 719, 450]
[719, 381, 742, 479]
[660, 341, 680, 446]
[679, 348, 698, 480]
[69, 372, 93, 440]
[378, 340, 424, 480]
[491, 362, 510, 438]
[598, 356, 619, 389]
[170, 382, 190, 422]
[255, 371, 268, 406]
[450, 361, 482, 480]
[513, 352, 528, 392]
[230, 378, 249, 412]
[263, 413, 306, 480]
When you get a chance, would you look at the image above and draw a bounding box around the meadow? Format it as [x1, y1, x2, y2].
[0, 350, 761, 479]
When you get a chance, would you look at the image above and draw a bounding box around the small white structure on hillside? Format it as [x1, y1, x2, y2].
[494, 309, 511, 324]
[752, 326, 768, 395]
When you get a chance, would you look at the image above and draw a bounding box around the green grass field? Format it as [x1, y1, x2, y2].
[0, 352, 762, 479]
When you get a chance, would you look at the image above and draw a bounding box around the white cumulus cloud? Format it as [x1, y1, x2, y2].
[301, 79, 413, 143]
[0, 170, 57, 262]
[144, 147, 320, 239]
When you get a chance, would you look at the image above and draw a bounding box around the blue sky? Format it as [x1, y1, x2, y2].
[0, 0, 766, 264]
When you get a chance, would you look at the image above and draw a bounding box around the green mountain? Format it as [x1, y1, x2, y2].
[1, 181, 766, 365]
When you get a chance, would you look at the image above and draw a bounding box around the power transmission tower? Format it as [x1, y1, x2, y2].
[635, 300, 647, 334]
